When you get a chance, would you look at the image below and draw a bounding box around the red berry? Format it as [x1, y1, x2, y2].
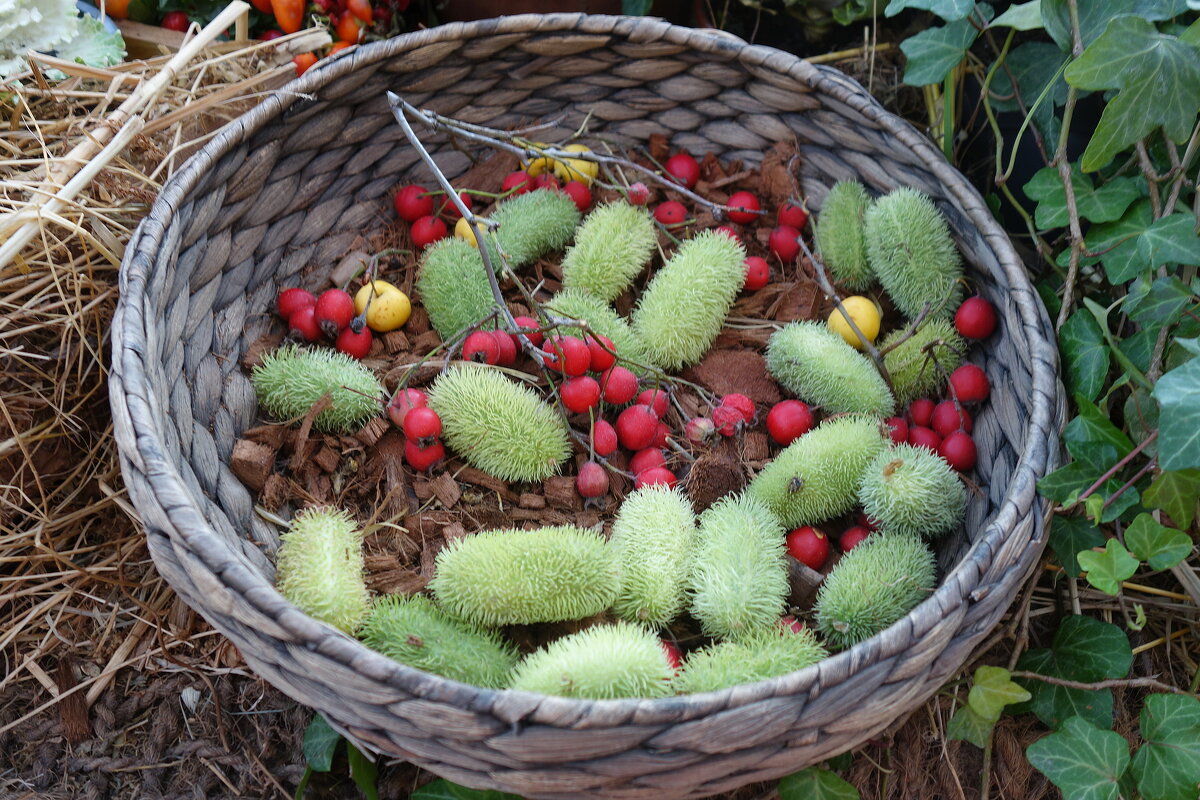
[576, 461, 609, 499]
[335, 325, 372, 359]
[403, 406, 442, 441]
[950, 364, 990, 404]
[653, 201, 688, 226]
[711, 404, 743, 437]
[287, 305, 321, 342]
[628, 182, 651, 205]
[512, 315, 543, 347]
[591, 419, 618, 458]
[278, 287, 317, 319]
[726, 191, 760, 224]
[260, 28, 284, 40]
[768, 225, 801, 262]
[940, 430, 977, 471]
[491, 330, 518, 366]
[720, 393, 756, 424]
[885, 416, 909, 445]
[661, 639, 683, 671]
[600, 366, 638, 405]
[410, 215, 447, 249]
[766, 400, 813, 446]
[932, 400, 972, 437]
[779, 615, 806, 634]
[531, 173, 560, 191]
[616, 405, 658, 450]
[404, 439, 445, 472]
[714, 225, 740, 241]
[561, 376, 601, 414]
[636, 388, 670, 418]
[387, 388, 428, 429]
[664, 152, 700, 189]
[315, 289, 355, 338]
[161, 10, 189, 31]
[501, 171, 531, 195]
[652, 422, 671, 449]
[856, 512, 879, 531]
[439, 191, 472, 220]
[685, 416, 716, 445]
[786, 526, 830, 571]
[955, 296, 997, 340]
[908, 425, 942, 452]
[586, 334, 616, 372]
[394, 184, 433, 222]
[630, 447, 666, 476]
[840, 526, 871, 551]
[462, 330, 500, 364]
[634, 467, 676, 489]
[543, 336, 591, 376]
[908, 398, 935, 428]
[743, 256, 769, 291]
[777, 200, 808, 229]
[563, 180, 592, 212]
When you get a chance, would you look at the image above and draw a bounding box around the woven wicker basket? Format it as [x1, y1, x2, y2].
[111, 14, 1064, 799]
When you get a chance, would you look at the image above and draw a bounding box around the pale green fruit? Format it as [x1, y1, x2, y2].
[864, 187, 963, 320]
[610, 486, 697, 628]
[275, 507, 369, 634]
[766, 321, 895, 416]
[673, 627, 828, 694]
[561, 202, 657, 302]
[881, 319, 964, 406]
[508, 622, 674, 699]
[814, 180, 873, 290]
[251, 344, 383, 434]
[858, 443, 966, 539]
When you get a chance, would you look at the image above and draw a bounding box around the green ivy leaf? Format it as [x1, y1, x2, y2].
[1018, 648, 1115, 730]
[1040, 459, 1102, 504]
[1041, 0, 1141, 51]
[1065, 396, 1134, 460]
[1065, 15, 1200, 172]
[347, 741, 380, 800]
[969, 666, 1032, 721]
[411, 780, 523, 800]
[988, 41, 1066, 144]
[1083, 199, 1153, 284]
[946, 704, 994, 748]
[1077, 539, 1140, 595]
[1054, 616, 1134, 681]
[1050, 515, 1107, 576]
[302, 714, 341, 773]
[1118, 326, 1161, 375]
[1023, 167, 1141, 228]
[778, 767, 861, 800]
[1125, 388, 1161, 460]
[1131, 694, 1200, 800]
[1126, 275, 1195, 326]
[1137, 213, 1200, 269]
[1059, 310, 1109, 403]
[900, 4, 993, 86]
[1027, 716, 1131, 800]
[1125, 513, 1193, 570]
[885, 0, 975, 19]
[1142, 468, 1200, 527]
[1153, 355, 1200, 470]
[990, 0, 1043, 28]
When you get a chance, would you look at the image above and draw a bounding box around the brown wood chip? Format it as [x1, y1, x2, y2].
[240, 332, 283, 370]
[313, 445, 340, 473]
[230, 438, 275, 492]
[742, 431, 770, 463]
[457, 467, 518, 501]
[518, 492, 546, 509]
[411, 329, 441, 354]
[381, 330, 410, 353]
[442, 521, 466, 541]
[430, 473, 461, 508]
[260, 473, 290, 511]
[543, 476, 582, 510]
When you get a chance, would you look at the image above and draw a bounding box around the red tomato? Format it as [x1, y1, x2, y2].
[271, 0, 304, 33]
[292, 52, 318, 76]
[160, 10, 189, 31]
[334, 11, 362, 42]
[346, 0, 372, 23]
[250, 0, 273, 14]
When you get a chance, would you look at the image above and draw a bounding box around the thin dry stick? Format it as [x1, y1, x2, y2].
[1009, 670, 1193, 697]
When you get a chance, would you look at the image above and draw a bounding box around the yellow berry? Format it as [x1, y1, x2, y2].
[523, 142, 554, 177]
[454, 216, 487, 247]
[553, 143, 600, 186]
[354, 280, 412, 332]
[827, 295, 881, 349]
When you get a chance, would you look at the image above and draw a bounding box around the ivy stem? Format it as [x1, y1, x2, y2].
[1068, 431, 1158, 509]
[1052, 0, 1086, 332]
[1009, 670, 1193, 697]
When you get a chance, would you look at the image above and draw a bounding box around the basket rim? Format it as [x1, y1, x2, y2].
[113, 12, 1061, 725]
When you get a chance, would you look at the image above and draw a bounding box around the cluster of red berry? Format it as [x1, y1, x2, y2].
[387, 388, 445, 471]
[275, 286, 372, 359]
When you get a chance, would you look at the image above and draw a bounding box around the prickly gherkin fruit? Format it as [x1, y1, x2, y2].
[858, 443, 966, 539]
[609, 486, 697, 628]
[274, 507, 369, 634]
[484, 188, 582, 269]
[673, 626, 828, 694]
[508, 622, 674, 699]
[880, 318, 965, 406]
[864, 187, 963, 320]
[814, 180, 873, 290]
[561, 202, 658, 302]
[251, 344, 383, 434]
[765, 321, 895, 417]
[415, 237, 496, 340]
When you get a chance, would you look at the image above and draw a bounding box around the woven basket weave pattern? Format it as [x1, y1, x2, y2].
[111, 14, 1064, 799]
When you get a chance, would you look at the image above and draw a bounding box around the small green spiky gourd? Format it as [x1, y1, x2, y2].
[251, 345, 383, 434]
[561, 202, 657, 302]
[814, 180, 873, 290]
[689, 493, 789, 641]
[427, 365, 571, 482]
[632, 231, 746, 369]
[358, 594, 518, 688]
[746, 414, 887, 528]
[858, 444, 966, 539]
[429, 526, 617, 627]
[610, 486, 697, 628]
[275, 507, 369, 634]
[544, 289, 652, 374]
[673, 628, 828, 694]
[415, 237, 496, 341]
[484, 189, 581, 269]
[864, 187, 963, 320]
[765, 322, 895, 416]
[814, 533, 936, 650]
[881, 319, 965, 406]
[508, 622, 674, 699]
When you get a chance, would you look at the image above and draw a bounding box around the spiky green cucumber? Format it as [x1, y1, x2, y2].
[251, 345, 383, 434]
[881, 319, 965, 406]
[814, 532, 936, 650]
[427, 364, 570, 482]
[858, 444, 966, 538]
[275, 507, 368, 634]
[415, 237, 496, 341]
[673, 627, 827, 694]
[610, 486, 697, 628]
[746, 414, 887, 528]
[429, 525, 617, 627]
[358, 594, 517, 688]
[689, 493, 789, 641]
[814, 180, 873, 290]
[561, 202, 657, 302]
[766, 321, 895, 416]
[508, 622, 674, 699]
[544, 288, 652, 374]
[484, 189, 581, 270]
[632, 231, 746, 369]
[864, 187, 963, 320]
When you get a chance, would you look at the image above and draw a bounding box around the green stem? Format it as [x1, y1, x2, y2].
[943, 68, 956, 162]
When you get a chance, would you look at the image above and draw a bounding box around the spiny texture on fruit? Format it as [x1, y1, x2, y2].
[673, 628, 828, 694]
[415, 237, 496, 340]
[251, 345, 383, 434]
[881, 319, 965, 406]
[486, 189, 581, 270]
[632, 231, 746, 369]
[429, 526, 617, 627]
[746, 414, 887, 528]
[508, 622, 674, 699]
[610, 486, 697, 628]
[561, 202, 657, 302]
[358, 594, 518, 688]
[858, 443, 966, 538]
[814, 532, 936, 650]
[427, 365, 570, 482]
[814, 180, 873, 290]
[544, 289, 652, 374]
[864, 187, 963, 320]
[274, 507, 369, 634]
[766, 321, 895, 416]
[689, 493, 789, 641]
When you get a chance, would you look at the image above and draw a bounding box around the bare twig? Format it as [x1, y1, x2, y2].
[1010, 670, 1193, 697]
